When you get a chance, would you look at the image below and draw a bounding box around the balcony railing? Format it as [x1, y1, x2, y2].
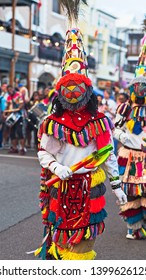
[123, 64, 135, 73]
[0, 31, 30, 53]
[87, 55, 96, 69]
[38, 45, 63, 62]
[110, 36, 126, 47]
[127, 45, 140, 56]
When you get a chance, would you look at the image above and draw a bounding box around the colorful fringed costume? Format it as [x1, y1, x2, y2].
[114, 36, 146, 240]
[36, 0, 127, 260]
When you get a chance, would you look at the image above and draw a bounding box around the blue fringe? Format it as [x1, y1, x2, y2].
[118, 166, 126, 175]
[40, 226, 47, 260]
[48, 211, 56, 224]
[133, 121, 142, 135]
[90, 209, 107, 224]
[53, 217, 63, 231]
[125, 212, 143, 224]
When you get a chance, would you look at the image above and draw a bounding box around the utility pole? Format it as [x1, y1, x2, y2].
[28, 4, 32, 95]
[10, 0, 16, 86]
[118, 39, 122, 88]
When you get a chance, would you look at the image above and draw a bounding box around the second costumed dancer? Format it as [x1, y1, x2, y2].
[114, 35, 146, 239]
[36, 0, 127, 260]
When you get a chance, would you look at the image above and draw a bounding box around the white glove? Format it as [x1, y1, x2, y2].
[113, 128, 128, 144]
[49, 161, 72, 180]
[113, 188, 127, 205]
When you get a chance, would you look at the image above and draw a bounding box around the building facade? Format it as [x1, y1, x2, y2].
[0, 0, 144, 95]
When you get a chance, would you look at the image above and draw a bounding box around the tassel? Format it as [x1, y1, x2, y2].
[84, 227, 91, 239]
[72, 228, 84, 244]
[67, 230, 78, 244]
[58, 124, 63, 139]
[93, 224, 97, 238]
[34, 246, 42, 257]
[99, 119, 106, 131]
[48, 120, 54, 135]
[67, 130, 73, 144]
[78, 132, 86, 146]
[52, 229, 61, 242]
[72, 131, 79, 146]
[130, 92, 136, 103]
[94, 121, 98, 134]
[98, 221, 105, 234]
[62, 230, 68, 245]
[81, 130, 88, 145]
[54, 123, 59, 138]
[48, 242, 59, 260]
[126, 119, 135, 133]
[89, 122, 96, 138]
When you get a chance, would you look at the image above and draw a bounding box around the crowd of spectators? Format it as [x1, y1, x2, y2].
[0, 82, 57, 155]
[0, 81, 130, 156]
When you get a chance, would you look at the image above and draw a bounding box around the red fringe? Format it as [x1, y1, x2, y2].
[42, 208, 49, 220]
[96, 131, 110, 150]
[119, 207, 142, 217]
[67, 230, 78, 244]
[54, 230, 61, 243]
[49, 198, 58, 212]
[118, 156, 128, 166]
[72, 228, 84, 244]
[62, 231, 68, 245]
[56, 73, 92, 90]
[90, 196, 106, 213]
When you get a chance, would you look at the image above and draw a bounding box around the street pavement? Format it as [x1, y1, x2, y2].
[0, 148, 145, 260]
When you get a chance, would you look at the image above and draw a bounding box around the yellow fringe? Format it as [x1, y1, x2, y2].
[72, 131, 79, 146]
[58, 247, 96, 260]
[91, 168, 106, 187]
[84, 227, 91, 239]
[48, 242, 97, 260]
[34, 247, 42, 256]
[141, 227, 146, 237]
[41, 207, 47, 215]
[48, 120, 54, 135]
[130, 92, 136, 103]
[48, 242, 59, 260]
[126, 119, 135, 133]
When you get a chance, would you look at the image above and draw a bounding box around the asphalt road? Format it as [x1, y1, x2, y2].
[0, 151, 145, 260]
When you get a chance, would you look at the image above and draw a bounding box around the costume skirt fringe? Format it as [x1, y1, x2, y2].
[117, 147, 146, 197]
[48, 242, 96, 260]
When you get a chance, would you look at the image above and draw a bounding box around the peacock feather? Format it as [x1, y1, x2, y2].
[58, 0, 88, 25]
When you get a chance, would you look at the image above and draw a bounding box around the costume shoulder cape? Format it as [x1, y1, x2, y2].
[38, 109, 114, 149]
[116, 103, 146, 135]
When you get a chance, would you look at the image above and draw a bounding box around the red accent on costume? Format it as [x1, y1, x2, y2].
[56, 73, 92, 90]
[90, 196, 106, 213]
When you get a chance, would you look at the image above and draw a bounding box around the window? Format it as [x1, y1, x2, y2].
[33, 4, 40, 26]
[53, 0, 61, 14]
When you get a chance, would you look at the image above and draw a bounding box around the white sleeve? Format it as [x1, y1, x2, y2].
[37, 150, 55, 168]
[103, 131, 121, 185]
[113, 127, 128, 145]
[37, 133, 62, 168]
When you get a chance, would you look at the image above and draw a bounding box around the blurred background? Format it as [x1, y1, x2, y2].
[0, 0, 145, 96]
